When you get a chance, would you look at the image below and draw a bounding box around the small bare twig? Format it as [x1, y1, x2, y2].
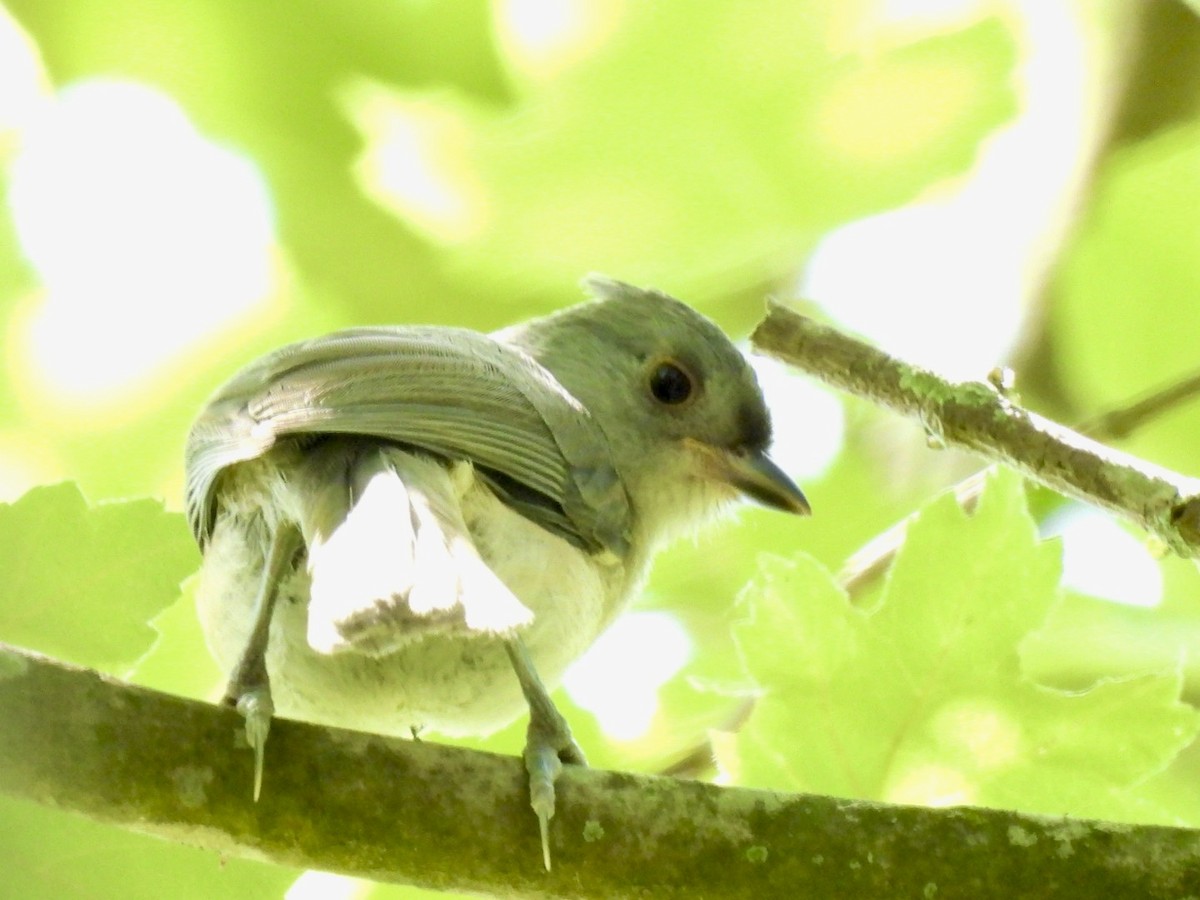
[1078, 368, 1200, 440]
[751, 303, 1200, 563]
[835, 368, 1200, 596]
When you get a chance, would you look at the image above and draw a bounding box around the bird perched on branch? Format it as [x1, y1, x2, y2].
[185, 275, 809, 868]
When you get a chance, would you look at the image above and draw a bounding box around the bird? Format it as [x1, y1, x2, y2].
[184, 275, 810, 869]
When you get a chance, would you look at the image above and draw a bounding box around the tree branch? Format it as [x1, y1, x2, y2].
[751, 302, 1200, 559]
[2, 642, 1200, 898]
[836, 364, 1200, 597]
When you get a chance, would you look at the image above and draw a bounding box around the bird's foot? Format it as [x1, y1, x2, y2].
[506, 637, 587, 869]
[225, 684, 273, 801]
[218, 522, 295, 802]
[523, 702, 587, 871]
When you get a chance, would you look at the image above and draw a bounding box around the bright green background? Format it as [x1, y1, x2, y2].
[3, 2, 1200, 897]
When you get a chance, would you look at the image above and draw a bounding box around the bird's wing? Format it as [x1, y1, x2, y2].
[185, 326, 630, 556]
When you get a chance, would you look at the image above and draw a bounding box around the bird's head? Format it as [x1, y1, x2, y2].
[506, 276, 809, 551]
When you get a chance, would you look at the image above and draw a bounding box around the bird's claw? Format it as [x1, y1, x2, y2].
[506, 637, 587, 870]
[234, 688, 273, 801]
[526, 740, 561, 871]
[523, 714, 587, 871]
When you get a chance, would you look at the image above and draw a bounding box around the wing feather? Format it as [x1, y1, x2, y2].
[185, 326, 630, 555]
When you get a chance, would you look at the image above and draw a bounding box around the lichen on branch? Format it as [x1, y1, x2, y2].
[751, 302, 1200, 558]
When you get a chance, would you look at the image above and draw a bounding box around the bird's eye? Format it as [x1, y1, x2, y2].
[648, 360, 694, 405]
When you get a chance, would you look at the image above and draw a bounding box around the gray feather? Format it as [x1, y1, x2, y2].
[185, 326, 631, 557]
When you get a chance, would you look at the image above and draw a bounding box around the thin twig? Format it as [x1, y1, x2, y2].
[835, 364, 1200, 596]
[751, 303, 1200, 564]
[1078, 368, 1200, 440]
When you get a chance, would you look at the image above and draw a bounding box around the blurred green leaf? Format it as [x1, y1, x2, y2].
[5, 0, 510, 321]
[723, 469, 1200, 825]
[1053, 121, 1200, 477]
[0, 796, 296, 900]
[351, 7, 1018, 302]
[128, 575, 222, 700]
[1021, 586, 1200, 695]
[0, 482, 198, 672]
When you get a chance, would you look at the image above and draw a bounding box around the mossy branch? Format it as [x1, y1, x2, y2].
[751, 302, 1200, 559]
[3, 642, 1200, 899]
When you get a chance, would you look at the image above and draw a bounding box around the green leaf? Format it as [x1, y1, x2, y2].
[349, 5, 1018, 297]
[1053, 121, 1200, 477]
[128, 576, 223, 700]
[724, 469, 1200, 825]
[0, 483, 199, 673]
[0, 796, 296, 900]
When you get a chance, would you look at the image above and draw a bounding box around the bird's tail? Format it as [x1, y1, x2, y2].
[299, 443, 533, 656]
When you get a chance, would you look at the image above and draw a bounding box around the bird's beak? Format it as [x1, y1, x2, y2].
[687, 439, 811, 516]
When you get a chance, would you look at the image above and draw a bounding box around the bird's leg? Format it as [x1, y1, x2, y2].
[222, 522, 301, 801]
[505, 637, 586, 871]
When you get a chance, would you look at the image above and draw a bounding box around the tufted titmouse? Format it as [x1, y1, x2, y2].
[185, 276, 809, 867]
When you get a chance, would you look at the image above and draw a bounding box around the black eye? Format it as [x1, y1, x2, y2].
[648, 361, 693, 405]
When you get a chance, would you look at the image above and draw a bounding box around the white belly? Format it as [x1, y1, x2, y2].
[196, 474, 629, 738]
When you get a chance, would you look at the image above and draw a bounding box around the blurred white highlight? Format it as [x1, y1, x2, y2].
[563, 611, 691, 740]
[285, 871, 370, 900]
[344, 83, 486, 243]
[803, 2, 1091, 381]
[494, 0, 624, 79]
[8, 79, 275, 406]
[1043, 505, 1163, 608]
[0, 7, 47, 139]
[749, 353, 845, 482]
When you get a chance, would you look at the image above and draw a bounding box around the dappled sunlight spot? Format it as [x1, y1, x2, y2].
[709, 729, 741, 786]
[562, 611, 691, 741]
[6, 79, 278, 418]
[748, 352, 844, 482]
[826, 0, 990, 57]
[803, 3, 1089, 382]
[886, 763, 975, 807]
[878, 0, 991, 31]
[494, 0, 625, 79]
[285, 871, 371, 900]
[816, 59, 978, 163]
[888, 701, 1023, 807]
[1043, 505, 1163, 608]
[932, 699, 1023, 771]
[0, 6, 49, 142]
[803, 201, 1027, 380]
[343, 81, 487, 244]
[9, 271, 287, 430]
